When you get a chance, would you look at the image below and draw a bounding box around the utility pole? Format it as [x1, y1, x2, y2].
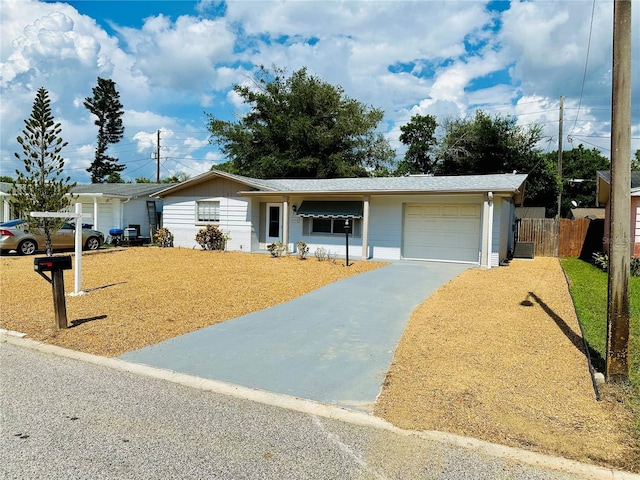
[606, 0, 631, 383]
[156, 129, 161, 184]
[556, 96, 564, 219]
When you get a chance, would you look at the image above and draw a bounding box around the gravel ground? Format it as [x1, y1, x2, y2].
[374, 257, 639, 473]
[1, 248, 638, 473]
[0, 248, 383, 357]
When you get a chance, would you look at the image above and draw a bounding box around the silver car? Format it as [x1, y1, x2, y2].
[0, 219, 105, 255]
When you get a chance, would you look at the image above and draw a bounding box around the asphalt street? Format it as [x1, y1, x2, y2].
[0, 341, 606, 480]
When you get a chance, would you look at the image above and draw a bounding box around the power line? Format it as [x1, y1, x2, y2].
[568, 0, 597, 137]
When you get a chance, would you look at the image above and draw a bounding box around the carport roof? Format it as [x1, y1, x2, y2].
[71, 183, 174, 198]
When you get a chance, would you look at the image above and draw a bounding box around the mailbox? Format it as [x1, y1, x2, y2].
[34, 256, 72, 272]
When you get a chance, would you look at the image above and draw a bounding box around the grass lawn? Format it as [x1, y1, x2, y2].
[561, 257, 639, 436]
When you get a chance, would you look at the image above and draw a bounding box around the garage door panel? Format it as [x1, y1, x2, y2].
[403, 203, 480, 262]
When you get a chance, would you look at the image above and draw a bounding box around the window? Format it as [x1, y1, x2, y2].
[196, 201, 220, 222]
[303, 217, 361, 237]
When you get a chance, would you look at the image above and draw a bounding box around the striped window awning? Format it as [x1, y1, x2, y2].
[296, 201, 364, 219]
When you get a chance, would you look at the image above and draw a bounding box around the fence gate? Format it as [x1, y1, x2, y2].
[516, 218, 559, 257]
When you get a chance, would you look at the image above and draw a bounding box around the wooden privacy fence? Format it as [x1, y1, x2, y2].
[516, 218, 604, 258]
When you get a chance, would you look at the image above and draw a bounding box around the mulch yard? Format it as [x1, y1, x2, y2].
[1, 248, 638, 473]
[0, 247, 383, 357]
[374, 257, 639, 473]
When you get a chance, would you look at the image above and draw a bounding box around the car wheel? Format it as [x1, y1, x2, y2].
[85, 236, 100, 250]
[18, 239, 37, 255]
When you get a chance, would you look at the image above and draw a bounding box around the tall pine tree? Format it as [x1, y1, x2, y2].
[10, 87, 76, 256]
[84, 77, 125, 183]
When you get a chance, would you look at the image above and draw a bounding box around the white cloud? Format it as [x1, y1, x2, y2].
[1, 0, 638, 183]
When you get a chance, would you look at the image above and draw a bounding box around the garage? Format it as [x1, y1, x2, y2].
[403, 203, 481, 263]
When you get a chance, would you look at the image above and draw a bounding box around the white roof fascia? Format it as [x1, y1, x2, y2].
[67, 192, 129, 199]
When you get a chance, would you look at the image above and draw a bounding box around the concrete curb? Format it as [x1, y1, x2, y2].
[2, 333, 638, 480]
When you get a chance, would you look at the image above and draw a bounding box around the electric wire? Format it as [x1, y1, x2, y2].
[567, 0, 597, 138]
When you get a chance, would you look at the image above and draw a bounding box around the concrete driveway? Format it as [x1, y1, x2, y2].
[120, 261, 470, 412]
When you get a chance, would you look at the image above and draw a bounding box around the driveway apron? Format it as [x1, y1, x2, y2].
[120, 261, 470, 412]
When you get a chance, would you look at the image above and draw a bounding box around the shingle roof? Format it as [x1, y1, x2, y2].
[153, 170, 528, 197]
[597, 170, 640, 194]
[251, 173, 528, 193]
[71, 183, 173, 197]
[1, 182, 173, 197]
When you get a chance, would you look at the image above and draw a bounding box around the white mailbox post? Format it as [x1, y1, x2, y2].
[31, 202, 88, 295]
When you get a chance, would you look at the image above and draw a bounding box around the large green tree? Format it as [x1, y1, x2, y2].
[437, 110, 544, 175]
[435, 110, 557, 214]
[10, 87, 76, 256]
[206, 66, 395, 178]
[542, 144, 610, 217]
[395, 113, 438, 175]
[84, 77, 125, 183]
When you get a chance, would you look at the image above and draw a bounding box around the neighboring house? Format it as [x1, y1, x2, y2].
[515, 206, 546, 219]
[597, 170, 640, 256]
[569, 208, 605, 220]
[0, 182, 169, 240]
[0, 182, 11, 224]
[153, 171, 528, 268]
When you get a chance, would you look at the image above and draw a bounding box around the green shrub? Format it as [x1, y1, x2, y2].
[195, 224, 229, 251]
[267, 241, 287, 257]
[592, 251, 609, 272]
[153, 227, 174, 248]
[631, 257, 640, 277]
[592, 251, 640, 277]
[297, 241, 309, 260]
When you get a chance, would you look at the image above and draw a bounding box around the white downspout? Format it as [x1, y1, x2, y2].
[486, 192, 494, 269]
[120, 197, 132, 230]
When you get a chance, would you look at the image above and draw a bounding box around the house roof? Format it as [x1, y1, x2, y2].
[596, 170, 640, 204]
[72, 183, 173, 198]
[153, 169, 528, 199]
[1, 182, 172, 199]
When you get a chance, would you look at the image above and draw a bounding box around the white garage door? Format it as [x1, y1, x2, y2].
[403, 204, 481, 263]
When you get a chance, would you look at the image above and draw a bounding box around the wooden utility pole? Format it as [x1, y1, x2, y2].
[556, 96, 564, 219]
[606, 0, 631, 383]
[156, 129, 161, 184]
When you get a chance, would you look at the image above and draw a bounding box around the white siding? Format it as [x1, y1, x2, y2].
[368, 197, 403, 260]
[635, 204, 640, 243]
[162, 196, 252, 251]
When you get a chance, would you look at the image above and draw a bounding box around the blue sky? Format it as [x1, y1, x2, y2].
[1, 0, 638, 183]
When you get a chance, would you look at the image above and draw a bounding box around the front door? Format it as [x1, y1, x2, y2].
[266, 203, 281, 243]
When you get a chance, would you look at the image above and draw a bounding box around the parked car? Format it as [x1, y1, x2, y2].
[0, 219, 105, 255]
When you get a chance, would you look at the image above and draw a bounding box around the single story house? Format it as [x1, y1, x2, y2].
[153, 171, 528, 268]
[596, 170, 640, 256]
[0, 182, 169, 240]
